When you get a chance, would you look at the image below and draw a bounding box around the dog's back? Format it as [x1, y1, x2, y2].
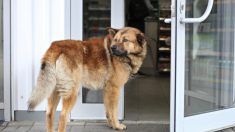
[28, 37, 114, 109]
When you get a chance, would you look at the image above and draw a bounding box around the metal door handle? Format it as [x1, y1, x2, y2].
[165, 18, 171, 23]
[164, 0, 214, 24]
[164, 4, 175, 24]
[180, 0, 214, 23]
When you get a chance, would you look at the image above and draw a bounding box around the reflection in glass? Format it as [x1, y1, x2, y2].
[185, 0, 235, 116]
[82, 0, 111, 104]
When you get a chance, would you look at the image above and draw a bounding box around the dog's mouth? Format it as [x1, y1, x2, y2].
[110, 45, 127, 56]
[112, 50, 127, 57]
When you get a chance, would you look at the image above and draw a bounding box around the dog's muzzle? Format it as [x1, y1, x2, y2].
[111, 45, 127, 56]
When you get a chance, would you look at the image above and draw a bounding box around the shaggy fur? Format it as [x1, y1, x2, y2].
[28, 27, 147, 132]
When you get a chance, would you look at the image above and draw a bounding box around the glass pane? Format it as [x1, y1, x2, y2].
[83, 0, 111, 39]
[82, 0, 111, 104]
[0, 0, 3, 102]
[185, 0, 235, 116]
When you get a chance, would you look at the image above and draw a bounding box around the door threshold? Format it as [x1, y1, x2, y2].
[70, 120, 170, 125]
[123, 120, 170, 125]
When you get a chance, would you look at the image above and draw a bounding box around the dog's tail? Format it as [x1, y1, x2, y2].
[28, 42, 62, 110]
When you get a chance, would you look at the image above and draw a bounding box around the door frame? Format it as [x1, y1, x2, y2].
[169, 0, 176, 131]
[2, 0, 11, 121]
[68, 0, 125, 120]
[171, 0, 235, 131]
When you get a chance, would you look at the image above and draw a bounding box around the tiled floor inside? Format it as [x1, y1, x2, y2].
[125, 74, 170, 123]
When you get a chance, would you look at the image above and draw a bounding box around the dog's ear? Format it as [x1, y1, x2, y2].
[136, 33, 146, 46]
[106, 27, 119, 37]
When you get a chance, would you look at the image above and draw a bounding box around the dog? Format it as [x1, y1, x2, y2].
[28, 27, 147, 132]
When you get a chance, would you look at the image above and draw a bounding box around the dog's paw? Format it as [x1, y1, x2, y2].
[113, 123, 127, 130]
[107, 122, 112, 128]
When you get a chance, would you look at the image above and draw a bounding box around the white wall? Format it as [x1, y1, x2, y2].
[11, 0, 66, 111]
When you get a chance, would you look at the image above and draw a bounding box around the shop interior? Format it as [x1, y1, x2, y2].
[124, 0, 171, 122]
[122, 0, 235, 121]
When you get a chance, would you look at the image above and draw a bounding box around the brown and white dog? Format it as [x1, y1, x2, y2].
[28, 27, 147, 132]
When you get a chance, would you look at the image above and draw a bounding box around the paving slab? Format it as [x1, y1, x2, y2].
[0, 122, 8, 127]
[70, 126, 85, 132]
[138, 124, 168, 132]
[8, 121, 33, 126]
[29, 125, 46, 132]
[1, 126, 19, 132]
[5, 121, 235, 132]
[0, 127, 5, 131]
[68, 121, 85, 126]
[16, 126, 32, 132]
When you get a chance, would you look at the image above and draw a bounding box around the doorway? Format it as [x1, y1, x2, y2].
[124, 0, 171, 123]
[68, 0, 171, 122]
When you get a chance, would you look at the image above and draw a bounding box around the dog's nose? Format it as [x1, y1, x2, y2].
[111, 45, 118, 50]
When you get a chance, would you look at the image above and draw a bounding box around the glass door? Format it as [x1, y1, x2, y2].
[171, 0, 235, 131]
[69, 0, 125, 119]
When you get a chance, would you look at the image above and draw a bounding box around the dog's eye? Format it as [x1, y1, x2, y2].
[122, 38, 129, 42]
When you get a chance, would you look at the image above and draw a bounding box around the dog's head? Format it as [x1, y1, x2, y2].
[107, 27, 147, 57]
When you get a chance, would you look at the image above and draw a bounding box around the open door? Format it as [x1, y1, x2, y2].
[69, 0, 125, 120]
[169, 0, 235, 131]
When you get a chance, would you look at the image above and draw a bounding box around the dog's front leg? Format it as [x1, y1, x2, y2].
[103, 86, 126, 130]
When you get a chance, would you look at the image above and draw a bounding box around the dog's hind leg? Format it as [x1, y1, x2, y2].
[46, 90, 61, 132]
[103, 85, 126, 130]
[58, 87, 78, 132]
